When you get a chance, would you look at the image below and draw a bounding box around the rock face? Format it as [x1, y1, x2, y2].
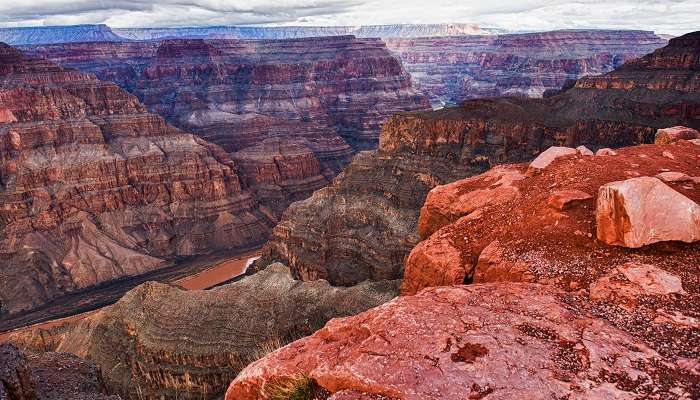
[27, 36, 429, 153]
[231, 139, 331, 218]
[596, 176, 700, 247]
[226, 284, 697, 400]
[0, 43, 274, 318]
[258, 32, 700, 286]
[33, 264, 398, 400]
[0, 343, 117, 399]
[385, 30, 667, 107]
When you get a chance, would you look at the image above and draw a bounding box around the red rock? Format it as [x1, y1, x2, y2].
[473, 240, 535, 283]
[418, 166, 525, 239]
[655, 126, 700, 144]
[226, 284, 693, 400]
[547, 189, 593, 210]
[590, 262, 685, 302]
[596, 176, 700, 248]
[576, 145, 594, 156]
[595, 148, 618, 156]
[528, 146, 577, 170]
[656, 171, 692, 182]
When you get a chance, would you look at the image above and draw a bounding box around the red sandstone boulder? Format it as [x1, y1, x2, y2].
[595, 148, 618, 156]
[596, 176, 700, 248]
[655, 126, 700, 144]
[528, 146, 577, 171]
[418, 166, 525, 239]
[576, 145, 594, 156]
[590, 262, 685, 303]
[226, 284, 694, 400]
[547, 189, 593, 210]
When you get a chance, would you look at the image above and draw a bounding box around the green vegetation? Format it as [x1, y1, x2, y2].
[267, 375, 330, 400]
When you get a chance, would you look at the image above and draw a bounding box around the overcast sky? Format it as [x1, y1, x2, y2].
[0, 0, 697, 35]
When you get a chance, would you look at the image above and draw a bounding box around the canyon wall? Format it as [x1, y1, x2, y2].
[27, 36, 429, 217]
[0, 24, 122, 45]
[385, 30, 667, 107]
[0, 43, 275, 318]
[14, 264, 399, 399]
[257, 31, 700, 285]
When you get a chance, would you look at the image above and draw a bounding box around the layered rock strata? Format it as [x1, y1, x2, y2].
[385, 30, 667, 106]
[23, 264, 398, 400]
[0, 43, 274, 318]
[257, 31, 700, 286]
[27, 36, 429, 153]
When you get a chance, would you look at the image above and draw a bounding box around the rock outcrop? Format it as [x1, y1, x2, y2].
[226, 283, 698, 400]
[28, 264, 398, 399]
[655, 126, 700, 144]
[258, 32, 700, 286]
[0, 343, 118, 399]
[385, 30, 667, 106]
[0, 43, 274, 318]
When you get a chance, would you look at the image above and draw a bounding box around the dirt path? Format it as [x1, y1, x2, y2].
[0, 251, 261, 342]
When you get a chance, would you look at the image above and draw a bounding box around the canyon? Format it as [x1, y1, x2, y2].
[0, 43, 276, 320]
[8, 264, 399, 399]
[385, 30, 667, 106]
[257, 31, 700, 286]
[27, 36, 429, 217]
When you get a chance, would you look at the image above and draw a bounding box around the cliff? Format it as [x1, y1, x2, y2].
[257, 31, 700, 285]
[0, 43, 275, 319]
[0, 24, 122, 45]
[27, 37, 429, 217]
[16, 264, 399, 399]
[113, 23, 489, 41]
[385, 30, 668, 107]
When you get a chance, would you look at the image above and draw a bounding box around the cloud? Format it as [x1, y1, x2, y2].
[0, 0, 697, 35]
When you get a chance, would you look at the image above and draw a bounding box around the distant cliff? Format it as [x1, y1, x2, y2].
[386, 30, 668, 107]
[0, 24, 122, 45]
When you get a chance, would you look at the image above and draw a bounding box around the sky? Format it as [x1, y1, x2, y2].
[0, 0, 697, 35]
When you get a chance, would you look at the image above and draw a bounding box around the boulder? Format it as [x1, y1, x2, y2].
[547, 189, 593, 210]
[576, 145, 594, 156]
[528, 146, 577, 170]
[656, 171, 692, 182]
[595, 148, 618, 156]
[590, 263, 685, 302]
[655, 126, 700, 144]
[596, 176, 700, 247]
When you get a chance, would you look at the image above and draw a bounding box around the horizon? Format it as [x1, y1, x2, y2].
[0, 1, 697, 36]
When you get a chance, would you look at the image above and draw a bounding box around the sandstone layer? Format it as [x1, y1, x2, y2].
[386, 30, 667, 107]
[17, 264, 398, 399]
[0, 343, 118, 399]
[227, 283, 698, 400]
[27, 36, 429, 153]
[257, 31, 700, 286]
[0, 43, 274, 319]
